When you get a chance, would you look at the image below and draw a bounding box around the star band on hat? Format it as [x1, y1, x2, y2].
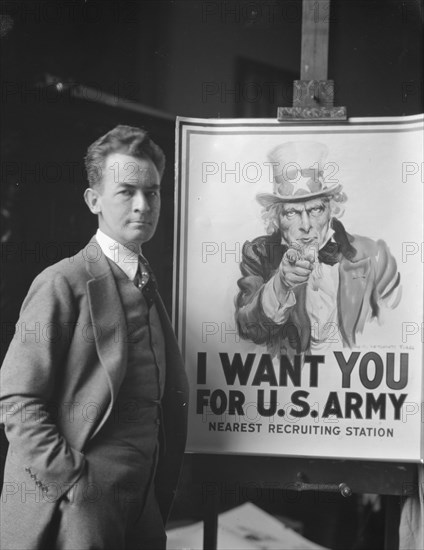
[256, 141, 342, 206]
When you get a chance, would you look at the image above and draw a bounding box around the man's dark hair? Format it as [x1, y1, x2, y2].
[85, 125, 166, 188]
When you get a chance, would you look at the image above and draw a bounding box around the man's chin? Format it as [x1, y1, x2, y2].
[114, 230, 152, 248]
[131, 227, 155, 245]
[127, 235, 150, 247]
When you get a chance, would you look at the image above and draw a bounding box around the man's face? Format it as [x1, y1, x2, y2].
[279, 198, 331, 251]
[88, 153, 161, 248]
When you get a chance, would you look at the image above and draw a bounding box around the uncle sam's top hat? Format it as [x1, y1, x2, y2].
[256, 141, 342, 206]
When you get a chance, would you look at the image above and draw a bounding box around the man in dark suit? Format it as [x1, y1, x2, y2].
[0, 125, 189, 549]
[235, 141, 401, 358]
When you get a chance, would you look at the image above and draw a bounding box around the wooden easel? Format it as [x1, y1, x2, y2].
[193, 2, 417, 549]
[279, 0, 346, 121]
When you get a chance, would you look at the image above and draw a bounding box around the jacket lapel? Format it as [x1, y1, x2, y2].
[84, 238, 128, 412]
[338, 255, 371, 345]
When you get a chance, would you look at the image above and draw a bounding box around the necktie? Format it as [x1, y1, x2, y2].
[318, 240, 341, 266]
[134, 255, 158, 308]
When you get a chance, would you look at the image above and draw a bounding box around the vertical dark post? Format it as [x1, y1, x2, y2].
[203, 489, 219, 550]
[300, 0, 330, 80]
[278, 0, 346, 120]
[383, 495, 400, 550]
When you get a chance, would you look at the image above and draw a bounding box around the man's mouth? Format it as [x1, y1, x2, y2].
[131, 220, 151, 225]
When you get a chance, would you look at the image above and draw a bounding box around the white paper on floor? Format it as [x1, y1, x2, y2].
[166, 501, 329, 550]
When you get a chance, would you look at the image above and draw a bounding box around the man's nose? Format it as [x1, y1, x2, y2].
[300, 210, 311, 231]
[134, 192, 150, 212]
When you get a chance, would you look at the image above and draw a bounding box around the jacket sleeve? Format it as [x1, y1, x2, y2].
[235, 240, 293, 345]
[371, 239, 402, 316]
[0, 269, 86, 500]
[153, 295, 189, 524]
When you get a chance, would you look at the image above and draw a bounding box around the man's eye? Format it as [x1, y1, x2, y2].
[310, 207, 323, 215]
[147, 191, 159, 198]
[285, 211, 296, 218]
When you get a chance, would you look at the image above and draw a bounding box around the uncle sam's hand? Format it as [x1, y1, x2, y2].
[277, 244, 316, 290]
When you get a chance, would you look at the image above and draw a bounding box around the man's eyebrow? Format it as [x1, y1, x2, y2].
[144, 183, 161, 190]
[282, 206, 302, 213]
[306, 201, 325, 209]
[116, 182, 161, 189]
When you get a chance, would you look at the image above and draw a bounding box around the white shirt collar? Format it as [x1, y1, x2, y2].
[319, 227, 335, 250]
[95, 229, 140, 281]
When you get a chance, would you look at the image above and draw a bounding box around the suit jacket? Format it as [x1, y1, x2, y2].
[235, 220, 401, 357]
[0, 238, 189, 550]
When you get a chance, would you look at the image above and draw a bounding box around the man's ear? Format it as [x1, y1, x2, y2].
[84, 187, 102, 214]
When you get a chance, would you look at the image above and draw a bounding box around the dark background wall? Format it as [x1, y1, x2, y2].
[155, 0, 423, 118]
[0, 1, 423, 547]
[1, 0, 422, 321]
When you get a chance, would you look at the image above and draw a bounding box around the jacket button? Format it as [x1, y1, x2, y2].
[30, 474, 36, 479]
[24, 467, 31, 473]
[36, 480, 42, 487]
[42, 486, 48, 493]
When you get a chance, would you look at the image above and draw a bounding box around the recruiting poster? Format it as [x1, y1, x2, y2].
[173, 114, 424, 462]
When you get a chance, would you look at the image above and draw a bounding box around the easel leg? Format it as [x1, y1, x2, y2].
[383, 495, 400, 550]
[203, 490, 218, 550]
